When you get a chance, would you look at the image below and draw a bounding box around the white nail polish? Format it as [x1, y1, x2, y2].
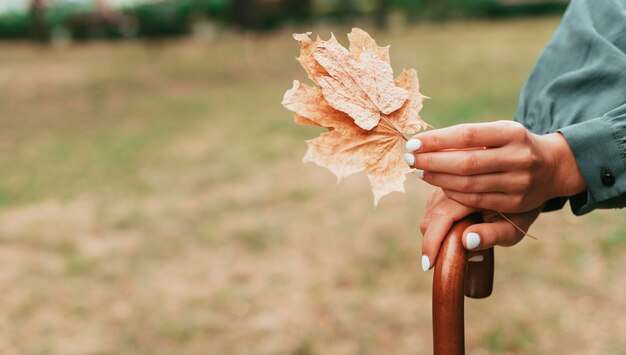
[466, 232, 480, 250]
[405, 139, 422, 152]
[403, 153, 415, 166]
[415, 169, 424, 178]
[468, 254, 484, 262]
[421, 255, 430, 272]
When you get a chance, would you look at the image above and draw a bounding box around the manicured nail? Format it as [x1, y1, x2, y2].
[468, 254, 484, 262]
[421, 255, 430, 272]
[403, 153, 415, 166]
[415, 169, 424, 178]
[405, 138, 422, 151]
[466, 232, 480, 250]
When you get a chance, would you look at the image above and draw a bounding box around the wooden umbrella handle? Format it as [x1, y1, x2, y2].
[432, 214, 494, 355]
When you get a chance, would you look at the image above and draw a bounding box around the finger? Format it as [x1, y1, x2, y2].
[421, 200, 476, 271]
[462, 220, 520, 251]
[422, 189, 450, 235]
[425, 188, 439, 208]
[462, 211, 539, 251]
[408, 148, 512, 175]
[443, 189, 515, 212]
[408, 121, 519, 153]
[426, 188, 447, 212]
[422, 171, 519, 193]
[421, 213, 454, 271]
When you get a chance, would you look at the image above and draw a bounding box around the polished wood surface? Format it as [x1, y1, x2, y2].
[432, 214, 494, 355]
[465, 247, 494, 299]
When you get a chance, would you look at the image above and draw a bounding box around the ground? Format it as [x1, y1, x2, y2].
[0, 17, 625, 354]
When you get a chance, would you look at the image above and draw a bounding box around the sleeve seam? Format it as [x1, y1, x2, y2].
[608, 119, 626, 168]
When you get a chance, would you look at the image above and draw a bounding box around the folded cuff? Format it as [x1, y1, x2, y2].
[558, 116, 626, 215]
[541, 196, 567, 212]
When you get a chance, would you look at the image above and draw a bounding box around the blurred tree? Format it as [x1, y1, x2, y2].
[374, 0, 389, 28]
[335, 0, 358, 21]
[280, 0, 312, 22]
[230, 0, 288, 30]
[95, 0, 116, 20]
[61, 0, 139, 40]
[1, 0, 568, 40]
[30, 0, 48, 42]
[231, 0, 254, 29]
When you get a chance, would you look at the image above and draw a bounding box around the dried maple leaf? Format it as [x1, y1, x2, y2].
[316, 38, 409, 131]
[293, 32, 328, 86]
[283, 28, 427, 204]
[347, 27, 390, 63]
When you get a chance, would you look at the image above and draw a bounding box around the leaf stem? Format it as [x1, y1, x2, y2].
[380, 114, 408, 141]
[496, 211, 537, 240]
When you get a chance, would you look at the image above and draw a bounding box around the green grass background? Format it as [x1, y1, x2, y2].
[0, 17, 624, 354]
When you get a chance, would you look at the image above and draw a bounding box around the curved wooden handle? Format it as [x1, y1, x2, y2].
[432, 214, 494, 355]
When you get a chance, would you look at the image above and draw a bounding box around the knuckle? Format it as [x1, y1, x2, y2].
[500, 226, 525, 246]
[498, 120, 520, 132]
[502, 120, 522, 129]
[483, 224, 499, 245]
[431, 206, 454, 221]
[431, 206, 446, 216]
[511, 194, 525, 209]
[460, 176, 476, 191]
[518, 149, 537, 169]
[461, 125, 478, 146]
[500, 120, 524, 128]
[429, 134, 440, 148]
[424, 154, 435, 169]
[466, 193, 482, 206]
[501, 120, 526, 140]
[512, 174, 532, 191]
[512, 124, 529, 141]
[460, 155, 478, 174]
[520, 173, 533, 188]
[490, 225, 511, 247]
[441, 214, 454, 225]
[519, 155, 532, 169]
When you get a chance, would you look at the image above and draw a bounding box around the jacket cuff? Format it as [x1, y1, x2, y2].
[541, 196, 567, 212]
[558, 117, 626, 215]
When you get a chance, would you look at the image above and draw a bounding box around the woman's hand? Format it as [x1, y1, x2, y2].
[404, 121, 586, 213]
[420, 188, 542, 272]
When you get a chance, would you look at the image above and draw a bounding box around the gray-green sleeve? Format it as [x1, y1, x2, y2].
[514, 0, 626, 215]
[559, 104, 626, 214]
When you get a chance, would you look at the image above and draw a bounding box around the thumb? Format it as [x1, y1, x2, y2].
[461, 211, 537, 251]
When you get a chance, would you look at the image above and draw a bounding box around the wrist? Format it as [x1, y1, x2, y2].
[542, 132, 587, 197]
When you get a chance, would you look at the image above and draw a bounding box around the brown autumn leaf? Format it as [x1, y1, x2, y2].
[315, 47, 408, 131]
[347, 27, 390, 63]
[282, 28, 427, 204]
[293, 32, 328, 86]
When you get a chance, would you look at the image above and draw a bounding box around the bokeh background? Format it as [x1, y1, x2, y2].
[1, 0, 625, 354]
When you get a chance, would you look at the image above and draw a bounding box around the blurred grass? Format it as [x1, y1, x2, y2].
[0, 17, 625, 355]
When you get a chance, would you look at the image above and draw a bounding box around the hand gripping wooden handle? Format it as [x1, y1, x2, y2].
[432, 214, 494, 355]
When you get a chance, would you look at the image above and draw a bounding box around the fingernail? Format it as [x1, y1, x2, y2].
[403, 153, 415, 166]
[468, 254, 484, 262]
[415, 169, 424, 178]
[421, 255, 430, 272]
[466, 232, 480, 250]
[405, 138, 422, 151]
